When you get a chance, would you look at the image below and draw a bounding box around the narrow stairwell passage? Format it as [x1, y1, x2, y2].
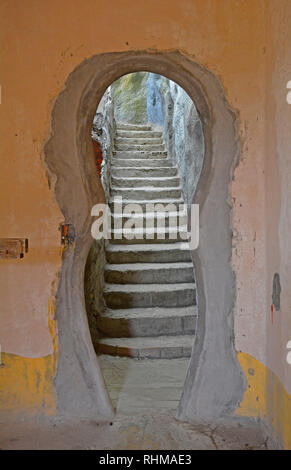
[97, 122, 197, 360]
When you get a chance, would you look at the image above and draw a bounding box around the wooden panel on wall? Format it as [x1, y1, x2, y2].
[0, 238, 28, 259]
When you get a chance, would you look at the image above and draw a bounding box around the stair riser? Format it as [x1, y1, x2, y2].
[105, 267, 194, 284]
[111, 168, 178, 177]
[116, 131, 162, 138]
[111, 188, 182, 200]
[104, 288, 196, 309]
[110, 214, 188, 229]
[115, 137, 163, 145]
[111, 158, 172, 168]
[108, 233, 189, 244]
[117, 124, 152, 131]
[106, 249, 192, 264]
[97, 315, 196, 337]
[115, 144, 165, 152]
[97, 343, 192, 359]
[112, 151, 167, 160]
[111, 177, 180, 188]
[109, 201, 183, 211]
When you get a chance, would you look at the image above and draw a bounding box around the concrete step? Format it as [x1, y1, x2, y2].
[104, 282, 196, 309]
[110, 210, 187, 229]
[109, 198, 184, 212]
[111, 167, 178, 178]
[115, 144, 165, 152]
[110, 186, 182, 200]
[111, 158, 171, 168]
[97, 334, 194, 358]
[117, 123, 152, 131]
[111, 176, 180, 188]
[106, 242, 192, 264]
[116, 130, 163, 139]
[108, 226, 188, 244]
[115, 137, 163, 146]
[113, 151, 167, 159]
[97, 306, 197, 338]
[105, 262, 195, 284]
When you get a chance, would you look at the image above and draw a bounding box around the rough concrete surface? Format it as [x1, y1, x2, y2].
[0, 413, 275, 450]
[0, 356, 275, 450]
[0, 356, 276, 450]
[146, 73, 205, 206]
[99, 355, 189, 413]
[111, 72, 149, 124]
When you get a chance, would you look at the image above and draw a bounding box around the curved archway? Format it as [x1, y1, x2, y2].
[44, 51, 245, 421]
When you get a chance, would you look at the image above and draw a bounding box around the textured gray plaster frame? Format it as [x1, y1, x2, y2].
[44, 51, 245, 421]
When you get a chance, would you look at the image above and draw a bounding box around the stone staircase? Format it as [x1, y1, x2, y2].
[97, 122, 197, 359]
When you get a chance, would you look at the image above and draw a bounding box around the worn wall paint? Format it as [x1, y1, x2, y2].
[0, 353, 56, 417]
[0, 0, 268, 355]
[0, 0, 290, 446]
[237, 352, 291, 449]
[265, 0, 291, 396]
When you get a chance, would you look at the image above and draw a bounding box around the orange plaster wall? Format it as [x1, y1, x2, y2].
[0, 0, 290, 438]
[265, 0, 291, 393]
[0, 0, 267, 355]
[263, 1, 291, 445]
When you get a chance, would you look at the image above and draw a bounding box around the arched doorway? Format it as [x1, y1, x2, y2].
[85, 71, 205, 414]
[44, 51, 245, 421]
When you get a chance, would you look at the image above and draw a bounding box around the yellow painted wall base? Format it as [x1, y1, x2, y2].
[0, 352, 56, 417]
[1, 349, 290, 449]
[236, 352, 291, 450]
